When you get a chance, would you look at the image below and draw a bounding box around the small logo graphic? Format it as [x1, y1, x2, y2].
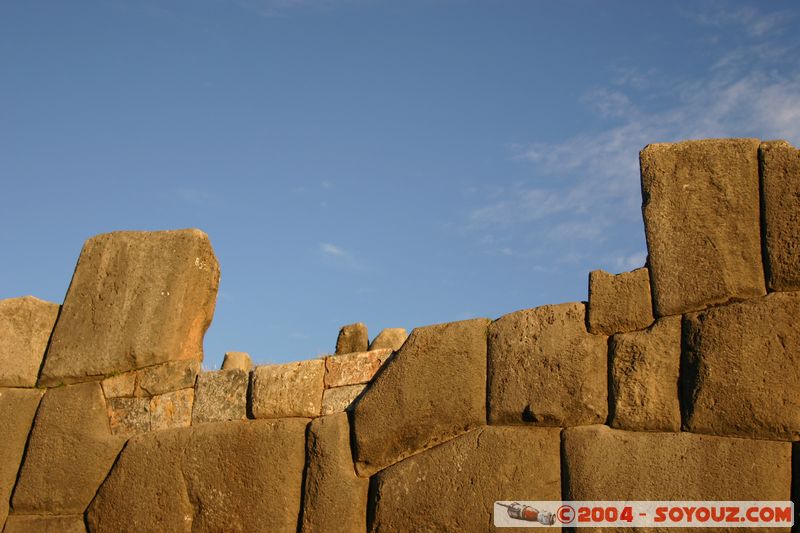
[495, 502, 556, 525]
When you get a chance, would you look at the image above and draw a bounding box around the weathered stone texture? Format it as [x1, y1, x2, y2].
[321, 384, 365, 416]
[3, 515, 86, 533]
[100, 372, 136, 398]
[640, 139, 765, 317]
[352, 318, 488, 476]
[0, 296, 59, 388]
[370, 426, 561, 532]
[761, 140, 800, 292]
[221, 351, 253, 371]
[563, 425, 790, 501]
[587, 267, 654, 334]
[87, 428, 193, 533]
[488, 303, 607, 426]
[682, 291, 800, 440]
[0, 388, 43, 526]
[12, 382, 126, 514]
[183, 419, 308, 533]
[150, 388, 194, 431]
[335, 322, 368, 354]
[251, 360, 324, 419]
[301, 413, 368, 533]
[107, 397, 150, 436]
[136, 360, 199, 396]
[39, 229, 220, 386]
[608, 316, 681, 432]
[324, 348, 391, 388]
[191, 369, 248, 424]
[89, 419, 308, 532]
[368, 327, 408, 351]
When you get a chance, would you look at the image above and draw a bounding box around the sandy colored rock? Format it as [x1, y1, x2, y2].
[0, 388, 43, 526]
[136, 360, 200, 396]
[301, 413, 369, 533]
[12, 382, 126, 514]
[100, 372, 136, 398]
[107, 397, 150, 436]
[38, 229, 220, 386]
[183, 419, 309, 532]
[192, 369, 248, 424]
[251, 360, 325, 419]
[587, 267, 654, 334]
[370, 426, 561, 532]
[335, 322, 368, 354]
[368, 327, 408, 351]
[87, 428, 193, 533]
[3, 515, 86, 533]
[609, 316, 681, 431]
[321, 384, 366, 415]
[488, 303, 607, 426]
[640, 139, 765, 317]
[352, 318, 488, 476]
[760, 140, 800, 291]
[221, 351, 253, 371]
[324, 348, 391, 388]
[0, 296, 59, 388]
[150, 388, 194, 431]
[682, 291, 800, 440]
[563, 425, 790, 502]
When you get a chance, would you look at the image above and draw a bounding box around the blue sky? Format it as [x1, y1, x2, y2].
[2, 0, 798, 369]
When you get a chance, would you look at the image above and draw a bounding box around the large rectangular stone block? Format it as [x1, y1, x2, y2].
[301, 413, 368, 533]
[609, 316, 681, 432]
[39, 229, 220, 386]
[640, 139, 765, 316]
[760, 140, 800, 292]
[370, 426, 560, 532]
[0, 297, 59, 388]
[563, 425, 790, 502]
[3, 514, 86, 533]
[488, 303, 607, 426]
[0, 388, 43, 526]
[351, 318, 488, 476]
[682, 292, 800, 440]
[251, 360, 325, 419]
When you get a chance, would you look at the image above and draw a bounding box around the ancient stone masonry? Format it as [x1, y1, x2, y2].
[0, 138, 798, 532]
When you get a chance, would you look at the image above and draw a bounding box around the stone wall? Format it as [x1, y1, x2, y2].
[0, 138, 798, 532]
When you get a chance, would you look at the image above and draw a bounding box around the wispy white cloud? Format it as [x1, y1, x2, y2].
[468, 5, 799, 272]
[319, 242, 363, 270]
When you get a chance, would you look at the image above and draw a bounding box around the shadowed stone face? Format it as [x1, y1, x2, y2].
[38, 229, 219, 386]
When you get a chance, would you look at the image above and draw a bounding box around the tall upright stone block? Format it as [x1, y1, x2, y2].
[682, 291, 800, 440]
[0, 388, 44, 526]
[12, 382, 126, 514]
[39, 229, 220, 386]
[488, 303, 607, 426]
[640, 139, 765, 316]
[301, 413, 369, 533]
[760, 140, 800, 292]
[608, 316, 681, 432]
[351, 318, 488, 476]
[0, 296, 59, 387]
[370, 426, 561, 532]
[563, 425, 791, 501]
